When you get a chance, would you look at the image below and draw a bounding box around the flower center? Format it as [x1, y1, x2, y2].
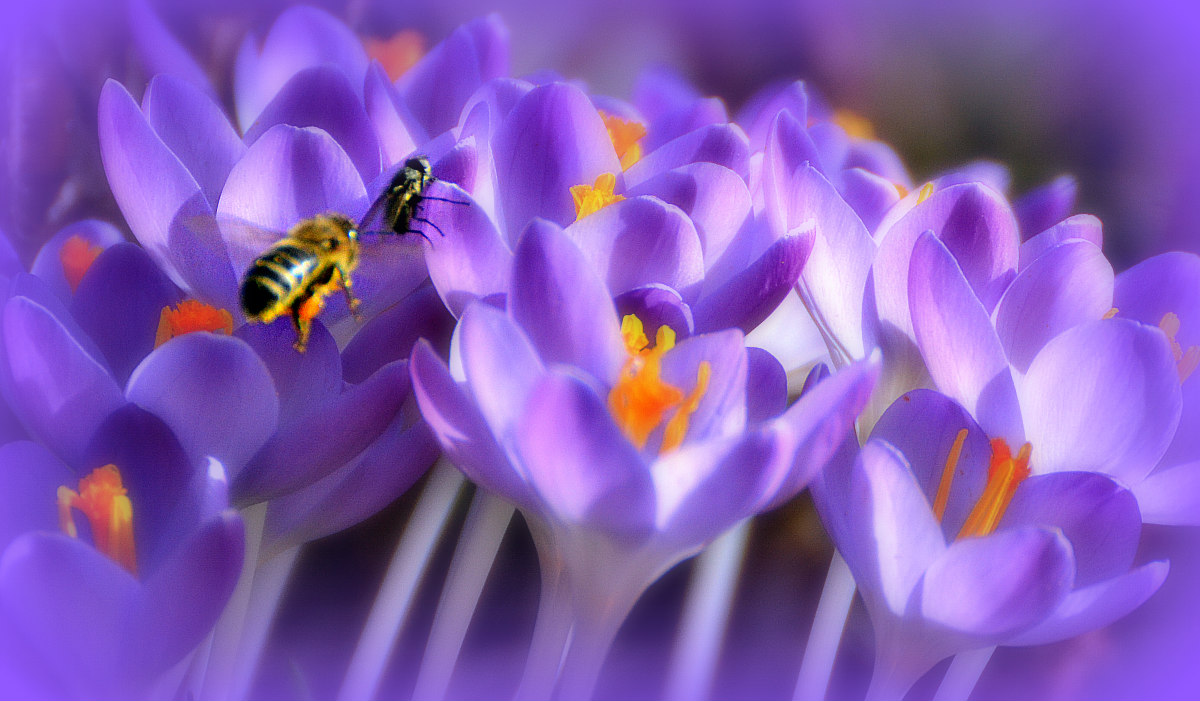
[607, 315, 711, 453]
[57, 465, 137, 575]
[155, 299, 234, 348]
[832, 108, 876, 140]
[59, 235, 104, 293]
[364, 29, 426, 81]
[1159, 312, 1199, 382]
[571, 173, 625, 221]
[598, 111, 646, 170]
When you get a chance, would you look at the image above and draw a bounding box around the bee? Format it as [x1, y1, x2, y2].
[239, 155, 462, 352]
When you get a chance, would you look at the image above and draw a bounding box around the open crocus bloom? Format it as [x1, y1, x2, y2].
[0, 408, 243, 699]
[812, 389, 1167, 699]
[411, 218, 878, 654]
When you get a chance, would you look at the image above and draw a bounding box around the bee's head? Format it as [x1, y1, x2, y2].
[405, 155, 433, 179]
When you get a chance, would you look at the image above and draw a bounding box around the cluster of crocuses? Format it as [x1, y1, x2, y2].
[0, 4, 1195, 700]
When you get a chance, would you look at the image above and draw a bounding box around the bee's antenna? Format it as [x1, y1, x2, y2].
[412, 217, 446, 238]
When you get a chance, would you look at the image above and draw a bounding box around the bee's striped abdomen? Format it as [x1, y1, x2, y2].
[240, 244, 319, 319]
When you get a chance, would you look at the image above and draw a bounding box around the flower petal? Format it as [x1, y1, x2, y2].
[1017, 214, 1103, 270]
[235, 317, 341, 425]
[993, 239, 1114, 373]
[626, 162, 751, 268]
[410, 340, 533, 507]
[692, 228, 813, 334]
[1006, 561, 1168, 647]
[920, 526, 1073, 639]
[420, 182, 513, 317]
[141, 74, 245, 210]
[659, 329, 749, 446]
[613, 284, 695, 344]
[869, 389, 991, 542]
[511, 219, 625, 383]
[1134, 460, 1200, 525]
[624, 123, 750, 188]
[1002, 472, 1141, 587]
[1014, 175, 1077, 239]
[909, 232, 1023, 441]
[243, 66, 381, 183]
[745, 346, 786, 425]
[565, 195, 706, 303]
[1, 295, 125, 466]
[1020, 319, 1181, 484]
[493, 82, 620, 239]
[517, 370, 655, 538]
[0, 441, 73, 553]
[126, 333, 278, 479]
[839, 167, 902, 233]
[30, 220, 125, 303]
[397, 15, 509, 137]
[762, 110, 823, 238]
[363, 61, 423, 166]
[341, 283, 456, 384]
[70, 243, 183, 386]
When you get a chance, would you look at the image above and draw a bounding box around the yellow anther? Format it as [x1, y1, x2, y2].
[832, 108, 876, 141]
[571, 173, 624, 221]
[599, 111, 646, 170]
[916, 182, 935, 205]
[932, 428, 969, 522]
[58, 465, 138, 575]
[957, 440, 1031, 541]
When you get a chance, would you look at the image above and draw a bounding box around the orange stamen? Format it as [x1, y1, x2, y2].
[1160, 312, 1199, 382]
[916, 182, 935, 205]
[155, 300, 234, 347]
[57, 465, 137, 575]
[1102, 307, 1120, 320]
[59, 236, 104, 293]
[364, 29, 426, 81]
[571, 173, 624, 220]
[832, 108, 876, 141]
[598, 111, 647, 170]
[607, 315, 710, 453]
[932, 428, 969, 522]
[957, 439, 1031, 540]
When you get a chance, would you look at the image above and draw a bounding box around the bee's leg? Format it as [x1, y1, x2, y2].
[291, 294, 324, 352]
[412, 217, 445, 237]
[336, 266, 363, 322]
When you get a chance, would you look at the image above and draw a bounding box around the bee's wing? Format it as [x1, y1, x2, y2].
[358, 162, 407, 236]
[215, 214, 289, 279]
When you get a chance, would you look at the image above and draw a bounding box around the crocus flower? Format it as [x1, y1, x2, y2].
[812, 388, 1167, 699]
[1111, 252, 1200, 525]
[410, 220, 878, 695]
[0, 405, 243, 700]
[907, 231, 1183, 510]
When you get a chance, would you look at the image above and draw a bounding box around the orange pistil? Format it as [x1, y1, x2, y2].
[598, 111, 647, 170]
[59, 236, 104, 293]
[57, 465, 137, 575]
[571, 173, 625, 220]
[364, 29, 426, 81]
[932, 428, 969, 522]
[1159, 312, 1199, 382]
[607, 315, 710, 452]
[832, 108, 876, 141]
[956, 439, 1032, 540]
[155, 299, 234, 347]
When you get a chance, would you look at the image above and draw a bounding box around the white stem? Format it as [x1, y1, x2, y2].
[793, 551, 856, 701]
[933, 647, 995, 701]
[228, 545, 302, 701]
[336, 461, 466, 701]
[411, 491, 515, 701]
[663, 520, 752, 701]
[201, 502, 268, 701]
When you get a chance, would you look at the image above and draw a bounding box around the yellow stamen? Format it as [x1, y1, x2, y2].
[59, 236, 104, 293]
[1159, 312, 1199, 382]
[607, 314, 709, 453]
[916, 182, 935, 205]
[957, 440, 1031, 540]
[832, 108, 876, 141]
[1102, 307, 1120, 320]
[570, 173, 624, 221]
[155, 299, 234, 347]
[599, 111, 646, 170]
[932, 428, 969, 522]
[364, 29, 426, 81]
[894, 182, 909, 199]
[57, 465, 137, 575]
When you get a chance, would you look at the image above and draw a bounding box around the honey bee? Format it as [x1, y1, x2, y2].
[239, 155, 461, 351]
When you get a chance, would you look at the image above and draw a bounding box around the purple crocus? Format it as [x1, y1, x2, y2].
[410, 220, 878, 696]
[0, 397, 243, 699]
[907, 230, 1183, 511]
[1111, 252, 1200, 525]
[812, 388, 1167, 699]
[418, 75, 811, 339]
